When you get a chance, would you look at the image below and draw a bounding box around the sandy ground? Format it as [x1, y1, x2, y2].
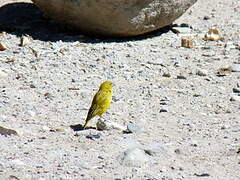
[0, 0, 240, 180]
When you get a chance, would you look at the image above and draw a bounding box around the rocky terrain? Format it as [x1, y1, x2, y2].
[0, 0, 240, 180]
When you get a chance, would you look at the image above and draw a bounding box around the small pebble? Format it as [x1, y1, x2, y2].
[231, 64, 240, 72]
[181, 36, 194, 48]
[20, 36, 32, 46]
[174, 149, 181, 154]
[177, 74, 187, 79]
[0, 126, 18, 136]
[0, 42, 7, 51]
[233, 87, 240, 93]
[8, 175, 20, 180]
[203, 28, 222, 41]
[202, 51, 216, 57]
[162, 73, 171, 77]
[44, 92, 54, 100]
[172, 27, 192, 34]
[97, 119, 126, 131]
[159, 108, 168, 113]
[220, 124, 230, 130]
[217, 67, 232, 76]
[194, 173, 210, 177]
[30, 84, 36, 88]
[86, 134, 101, 140]
[196, 69, 208, 76]
[203, 16, 210, 20]
[230, 95, 240, 102]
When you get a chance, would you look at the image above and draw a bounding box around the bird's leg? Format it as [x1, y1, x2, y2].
[83, 120, 89, 129]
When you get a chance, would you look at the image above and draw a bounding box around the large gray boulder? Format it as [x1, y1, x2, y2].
[32, 0, 197, 37]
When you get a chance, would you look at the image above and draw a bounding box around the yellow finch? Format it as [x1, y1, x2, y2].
[83, 81, 113, 129]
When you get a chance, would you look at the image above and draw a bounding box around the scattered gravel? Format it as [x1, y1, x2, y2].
[0, 0, 240, 179]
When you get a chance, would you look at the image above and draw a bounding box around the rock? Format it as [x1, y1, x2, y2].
[159, 108, 168, 113]
[174, 149, 181, 154]
[86, 134, 101, 140]
[203, 16, 210, 20]
[162, 73, 171, 77]
[231, 64, 240, 72]
[181, 36, 194, 48]
[194, 173, 210, 177]
[118, 148, 149, 167]
[203, 28, 222, 41]
[0, 32, 6, 37]
[126, 123, 141, 133]
[233, 87, 240, 93]
[196, 69, 208, 76]
[202, 51, 216, 57]
[0, 42, 7, 51]
[0, 126, 18, 136]
[44, 92, 54, 100]
[20, 36, 32, 46]
[7, 175, 20, 180]
[172, 27, 192, 34]
[96, 119, 126, 131]
[217, 67, 232, 76]
[29, 84, 36, 88]
[32, 0, 197, 37]
[220, 124, 230, 130]
[177, 74, 187, 79]
[230, 95, 240, 102]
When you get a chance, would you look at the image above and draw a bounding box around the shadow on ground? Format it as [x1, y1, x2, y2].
[0, 2, 171, 43]
[70, 124, 96, 131]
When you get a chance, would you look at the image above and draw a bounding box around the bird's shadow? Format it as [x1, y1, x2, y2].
[70, 124, 96, 131]
[0, 2, 172, 43]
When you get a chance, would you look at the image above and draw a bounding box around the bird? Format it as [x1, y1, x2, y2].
[83, 81, 113, 129]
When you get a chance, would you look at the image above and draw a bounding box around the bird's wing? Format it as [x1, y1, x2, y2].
[86, 103, 100, 121]
[86, 90, 111, 121]
[94, 90, 109, 105]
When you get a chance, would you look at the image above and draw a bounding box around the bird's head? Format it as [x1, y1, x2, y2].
[100, 81, 113, 90]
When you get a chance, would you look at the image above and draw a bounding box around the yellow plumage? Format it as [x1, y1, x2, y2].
[83, 81, 113, 129]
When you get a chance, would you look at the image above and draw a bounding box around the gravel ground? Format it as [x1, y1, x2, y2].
[0, 0, 240, 180]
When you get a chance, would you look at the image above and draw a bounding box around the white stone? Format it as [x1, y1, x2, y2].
[118, 148, 149, 167]
[196, 69, 208, 76]
[230, 95, 240, 102]
[172, 27, 192, 34]
[231, 64, 240, 72]
[96, 119, 126, 131]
